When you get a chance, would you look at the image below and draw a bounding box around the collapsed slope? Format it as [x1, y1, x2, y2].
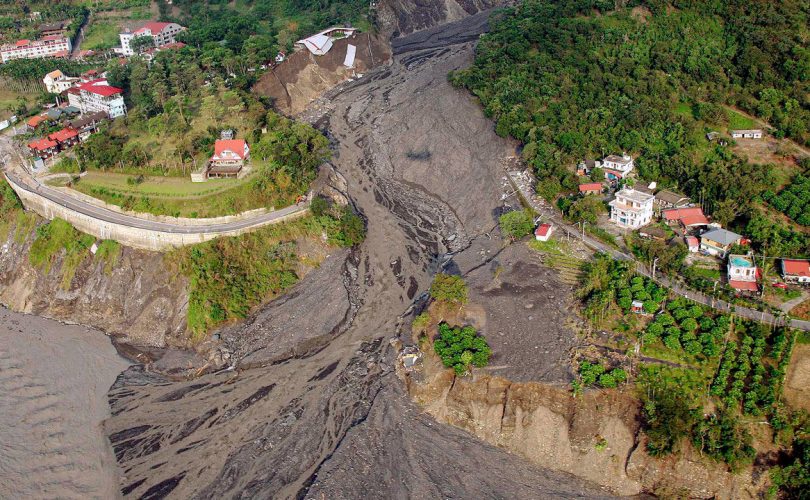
[102, 15, 613, 498]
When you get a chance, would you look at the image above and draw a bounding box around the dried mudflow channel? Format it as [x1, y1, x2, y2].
[5, 14, 613, 499]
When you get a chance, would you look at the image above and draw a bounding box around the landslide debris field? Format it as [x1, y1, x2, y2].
[103, 15, 610, 499]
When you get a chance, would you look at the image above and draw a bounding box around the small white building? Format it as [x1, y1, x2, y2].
[609, 187, 654, 229]
[602, 153, 634, 181]
[119, 22, 185, 56]
[43, 69, 79, 93]
[730, 129, 763, 139]
[534, 223, 554, 242]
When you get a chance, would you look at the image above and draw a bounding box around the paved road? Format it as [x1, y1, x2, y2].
[505, 167, 810, 332]
[0, 134, 308, 236]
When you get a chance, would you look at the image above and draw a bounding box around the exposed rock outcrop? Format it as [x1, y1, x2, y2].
[0, 225, 188, 347]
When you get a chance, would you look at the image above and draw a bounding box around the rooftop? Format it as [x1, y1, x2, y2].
[701, 228, 742, 246]
[603, 154, 632, 165]
[48, 128, 78, 143]
[730, 280, 758, 292]
[731, 129, 763, 134]
[78, 79, 123, 97]
[578, 182, 602, 192]
[28, 138, 58, 150]
[213, 139, 248, 160]
[535, 223, 552, 237]
[134, 22, 176, 35]
[614, 187, 654, 204]
[782, 259, 810, 277]
[655, 190, 689, 205]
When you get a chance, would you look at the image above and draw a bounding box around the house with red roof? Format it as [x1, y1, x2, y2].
[578, 182, 602, 195]
[662, 207, 709, 229]
[28, 138, 59, 159]
[728, 254, 759, 294]
[27, 114, 49, 129]
[48, 127, 79, 149]
[684, 235, 699, 253]
[781, 259, 810, 285]
[75, 79, 126, 118]
[208, 139, 250, 179]
[118, 21, 185, 56]
[534, 223, 554, 242]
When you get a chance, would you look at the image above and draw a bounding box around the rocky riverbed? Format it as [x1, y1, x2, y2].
[100, 14, 615, 499]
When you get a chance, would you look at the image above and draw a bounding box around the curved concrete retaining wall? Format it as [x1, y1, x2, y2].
[6, 173, 308, 252]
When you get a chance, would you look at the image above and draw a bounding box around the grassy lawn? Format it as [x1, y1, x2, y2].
[0, 87, 35, 120]
[726, 108, 755, 130]
[673, 102, 693, 119]
[69, 171, 298, 218]
[75, 171, 245, 197]
[82, 21, 121, 50]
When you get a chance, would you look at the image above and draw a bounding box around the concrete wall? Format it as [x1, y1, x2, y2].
[7, 175, 308, 252]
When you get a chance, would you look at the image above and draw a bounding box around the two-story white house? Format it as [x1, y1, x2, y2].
[602, 153, 634, 181]
[43, 69, 79, 93]
[119, 22, 185, 56]
[75, 79, 127, 118]
[609, 187, 654, 229]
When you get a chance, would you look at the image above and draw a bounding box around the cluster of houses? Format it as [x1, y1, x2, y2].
[575, 152, 809, 294]
[191, 130, 252, 182]
[26, 110, 108, 160]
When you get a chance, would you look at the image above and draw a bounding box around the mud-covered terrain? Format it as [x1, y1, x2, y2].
[103, 15, 615, 499]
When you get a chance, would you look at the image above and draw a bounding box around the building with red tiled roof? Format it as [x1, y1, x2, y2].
[119, 21, 185, 56]
[75, 79, 126, 118]
[48, 127, 79, 148]
[685, 235, 699, 253]
[209, 139, 250, 178]
[1, 35, 71, 63]
[781, 259, 810, 284]
[578, 182, 602, 195]
[27, 138, 59, 159]
[534, 223, 554, 242]
[662, 207, 709, 228]
[27, 114, 48, 128]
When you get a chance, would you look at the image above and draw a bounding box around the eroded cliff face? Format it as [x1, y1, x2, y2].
[0, 224, 188, 347]
[409, 361, 763, 498]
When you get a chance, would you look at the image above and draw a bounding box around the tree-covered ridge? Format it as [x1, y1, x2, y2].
[451, 0, 809, 255]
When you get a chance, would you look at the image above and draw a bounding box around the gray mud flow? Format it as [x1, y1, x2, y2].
[104, 16, 616, 499]
[0, 307, 130, 499]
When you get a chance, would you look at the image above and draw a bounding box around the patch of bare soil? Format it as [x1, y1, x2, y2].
[461, 242, 582, 383]
[631, 5, 652, 23]
[784, 342, 810, 412]
[792, 298, 810, 320]
[253, 34, 391, 116]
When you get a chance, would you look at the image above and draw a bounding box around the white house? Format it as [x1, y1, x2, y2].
[296, 27, 357, 56]
[730, 129, 763, 139]
[602, 153, 634, 181]
[609, 187, 654, 229]
[74, 79, 127, 118]
[0, 35, 71, 63]
[43, 69, 79, 93]
[727, 254, 758, 293]
[119, 22, 185, 56]
[534, 223, 554, 242]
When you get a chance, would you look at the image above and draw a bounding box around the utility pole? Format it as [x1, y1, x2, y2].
[651, 257, 658, 278]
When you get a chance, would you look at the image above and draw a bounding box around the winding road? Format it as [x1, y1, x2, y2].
[505, 168, 810, 332]
[0, 133, 308, 237]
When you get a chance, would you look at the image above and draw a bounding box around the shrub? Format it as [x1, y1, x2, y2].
[433, 322, 492, 375]
[498, 209, 534, 240]
[429, 273, 468, 305]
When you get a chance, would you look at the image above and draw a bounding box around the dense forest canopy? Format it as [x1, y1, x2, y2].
[451, 0, 810, 256]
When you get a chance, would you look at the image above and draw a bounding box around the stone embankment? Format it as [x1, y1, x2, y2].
[3, 171, 309, 252]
